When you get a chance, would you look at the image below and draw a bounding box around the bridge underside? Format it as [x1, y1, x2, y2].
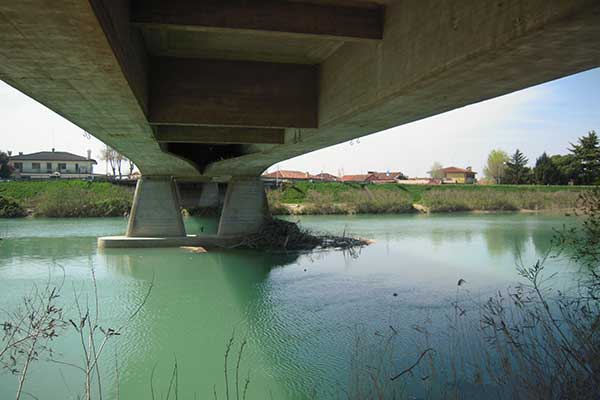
[1, 0, 600, 242]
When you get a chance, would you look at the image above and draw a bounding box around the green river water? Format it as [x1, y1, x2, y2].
[0, 213, 581, 399]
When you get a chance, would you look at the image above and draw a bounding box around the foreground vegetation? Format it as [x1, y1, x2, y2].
[0, 180, 132, 217]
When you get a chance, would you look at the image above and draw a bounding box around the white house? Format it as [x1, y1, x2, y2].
[8, 149, 97, 179]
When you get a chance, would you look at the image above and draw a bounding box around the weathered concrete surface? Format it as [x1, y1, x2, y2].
[1, 0, 599, 180]
[217, 177, 269, 237]
[204, 0, 600, 177]
[126, 177, 186, 237]
[0, 0, 198, 177]
[198, 183, 221, 208]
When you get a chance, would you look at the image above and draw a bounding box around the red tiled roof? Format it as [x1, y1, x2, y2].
[262, 170, 310, 180]
[365, 171, 406, 182]
[341, 174, 369, 182]
[313, 173, 339, 181]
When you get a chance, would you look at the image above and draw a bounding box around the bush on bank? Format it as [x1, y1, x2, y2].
[0, 181, 133, 217]
[269, 188, 414, 215]
[0, 195, 27, 218]
[421, 189, 581, 212]
[34, 186, 131, 217]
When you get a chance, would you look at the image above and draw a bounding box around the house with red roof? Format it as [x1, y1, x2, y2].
[364, 171, 407, 184]
[312, 173, 339, 182]
[340, 174, 369, 183]
[432, 166, 477, 184]
[262, 170, 311, 182]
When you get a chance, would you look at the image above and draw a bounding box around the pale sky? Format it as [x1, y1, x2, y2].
[1, 67, 599, 177]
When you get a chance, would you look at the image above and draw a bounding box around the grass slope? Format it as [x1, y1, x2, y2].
[269, 182, 590, 214]
[0, 181, 133, 217]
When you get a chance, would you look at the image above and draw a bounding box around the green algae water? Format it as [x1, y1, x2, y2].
[0, 213, 580, 399]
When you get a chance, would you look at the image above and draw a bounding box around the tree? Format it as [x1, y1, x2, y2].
[115, 152, 124, 179]
[429, 161, 444, 179]
[127, 158, 135, 178]
[483, 149, 509, 184]
[505, 149, 530, 184]
[0, 150, 11, 179]
[569, 131, 600, 185]
[533, 152, 562, 185]
[551, 154, 577, 185]
[100, 146, 118, 177]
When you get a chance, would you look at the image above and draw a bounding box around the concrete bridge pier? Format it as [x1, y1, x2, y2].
[197, 182, 221, 208]
[98, 176, 268, 248]
[218, 177, 269, 237]
[126, 177, 186, 237]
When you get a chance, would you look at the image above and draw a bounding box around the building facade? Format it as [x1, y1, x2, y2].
[8, 149, 97, 179]
[435, 167, 477, 184]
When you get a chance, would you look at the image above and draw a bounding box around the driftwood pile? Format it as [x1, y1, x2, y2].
[231, 218, 370, 252]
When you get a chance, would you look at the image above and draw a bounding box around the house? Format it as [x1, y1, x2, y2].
[433, 166, 477, 184]
[312, 172, 339, 182]
[9, 149, 97, 179]
[364, 171, 407, 184]
[340, 174, 369, 183]
[261, 170, 311, 182]
[397, 178, 441, 185]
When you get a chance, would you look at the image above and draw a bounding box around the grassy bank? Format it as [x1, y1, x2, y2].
[268, 187, 413, 215]
[0, 180, 589, 218]
[0, 180, 133, 217]
[268, 182, 588, 215]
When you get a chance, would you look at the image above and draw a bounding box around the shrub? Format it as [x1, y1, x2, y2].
[342, 189, 413, 214]
[421, 189, 580, 212]
[266, 190, 291, 215]
[35, 186, 131, 217]
[299, 191, 347, 214]
[267, 189, 414, 215]
[0, 195, 27, 217]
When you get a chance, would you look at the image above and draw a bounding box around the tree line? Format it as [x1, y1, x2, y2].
[484, 130, 600, 185]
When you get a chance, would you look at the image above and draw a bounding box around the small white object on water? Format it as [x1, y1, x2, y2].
[180, 246, 207, 254]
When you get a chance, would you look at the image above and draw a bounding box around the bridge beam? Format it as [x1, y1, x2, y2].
[131, 0, 384, 42]
[149, 57, 318, 128]
[155, 126, 285, 145]
[218, 177, 269, 237]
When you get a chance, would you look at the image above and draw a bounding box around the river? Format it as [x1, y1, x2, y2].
[0, 213, 581, 399]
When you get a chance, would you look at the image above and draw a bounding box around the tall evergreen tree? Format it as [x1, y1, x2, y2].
[534, 152, 561, 185]
[551, 154, 577, 185]
[505, 149, 530, 184]
[569, 131, 600, 185]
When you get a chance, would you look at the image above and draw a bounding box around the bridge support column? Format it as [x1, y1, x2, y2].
[217, 177, 268, 237]
[198, 182, 220, 208]
[126, 177, 186, 237]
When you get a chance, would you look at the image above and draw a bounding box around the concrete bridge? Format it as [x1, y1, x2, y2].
[1, 1, 599, 246]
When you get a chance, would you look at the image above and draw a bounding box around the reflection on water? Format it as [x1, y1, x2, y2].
[0, 213, 579, 399]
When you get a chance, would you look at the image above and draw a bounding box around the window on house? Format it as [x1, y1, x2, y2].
[46, 162, 52, 172]
[75, 163, 79, 172]
[14, 162, 22, 171]
[32, 162, 40, 170]
[58, 163, 66, 171]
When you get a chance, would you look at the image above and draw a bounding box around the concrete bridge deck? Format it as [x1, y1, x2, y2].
[1, 1, 599, 245]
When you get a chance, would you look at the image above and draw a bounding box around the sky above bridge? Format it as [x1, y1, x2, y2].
[1, 67, 599, 177]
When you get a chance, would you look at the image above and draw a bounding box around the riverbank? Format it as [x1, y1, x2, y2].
[0, 180, 591, 218]
[0, 180, 132, 217]
[268, 182, 589, 215]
